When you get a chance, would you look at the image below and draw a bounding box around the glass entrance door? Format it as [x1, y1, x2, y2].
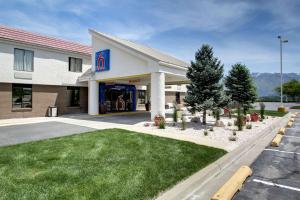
[104, 85, 135, 112]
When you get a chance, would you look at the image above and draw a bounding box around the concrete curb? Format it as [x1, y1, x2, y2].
[155, 113, 291, 200]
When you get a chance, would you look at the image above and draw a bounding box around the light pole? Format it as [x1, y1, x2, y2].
[278, 35, 288, 112]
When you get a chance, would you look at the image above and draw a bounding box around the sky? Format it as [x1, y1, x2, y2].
[0, 0, 299, 73]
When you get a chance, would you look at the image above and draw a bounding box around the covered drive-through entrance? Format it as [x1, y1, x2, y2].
[80, 29, 189, 120]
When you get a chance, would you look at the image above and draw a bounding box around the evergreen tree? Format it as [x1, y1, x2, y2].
[224, 63, 257, 114]
[184, 44, 224, 124]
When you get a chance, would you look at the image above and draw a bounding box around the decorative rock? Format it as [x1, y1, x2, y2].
[228, 136, 237, 141]
[215, 120, 225, 127]
[191, 117, 200, 123]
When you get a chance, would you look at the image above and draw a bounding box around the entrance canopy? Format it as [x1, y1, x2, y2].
[82, 29, 190, 119]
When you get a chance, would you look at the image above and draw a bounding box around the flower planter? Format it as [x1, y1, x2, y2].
[154, 115, 165, 126]
[250, 113, 259, 122]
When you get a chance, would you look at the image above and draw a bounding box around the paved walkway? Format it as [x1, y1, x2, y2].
[233, 116, 300, 200]
[0, 121, 96, 147]
[0, 114, 226, 150]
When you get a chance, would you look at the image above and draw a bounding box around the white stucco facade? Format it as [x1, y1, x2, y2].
[87, 29, 189, 119]
[0, 40, 91, 86]
[0, 25, 189, 120]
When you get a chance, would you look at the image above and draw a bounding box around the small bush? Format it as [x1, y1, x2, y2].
[172, 101, 178, 123]
[227, 122, 232, 126]
[246, 124, 252, 129]
[260, 102, 265, 120]
[181, 114, 186, 130]
[209, 127, 214, 131]
[204, 130, 208, 136]
[233, 130, 237, 136]
[158, 119, 165, 129]
[236, 106, 244, 131]
[213, 109, 221, 120]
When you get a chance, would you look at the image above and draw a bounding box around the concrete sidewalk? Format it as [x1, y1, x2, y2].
[155, 113, 291, 200]
[0, 116, 227, 150]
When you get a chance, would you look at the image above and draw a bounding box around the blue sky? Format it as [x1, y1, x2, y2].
[0, 0, 299, 73]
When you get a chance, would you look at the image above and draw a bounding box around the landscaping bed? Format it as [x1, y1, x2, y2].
[138, 111, 284, 151]
[0, 128, 226, 200]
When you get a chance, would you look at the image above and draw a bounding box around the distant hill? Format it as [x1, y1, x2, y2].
[252, 73, 300, 97]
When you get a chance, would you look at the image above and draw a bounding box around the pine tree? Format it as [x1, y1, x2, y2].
[224, 63, 257, 114]
[184, 44, 224, 124]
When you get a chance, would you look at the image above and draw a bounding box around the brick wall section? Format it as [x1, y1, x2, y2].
[0, 83, 88, 119]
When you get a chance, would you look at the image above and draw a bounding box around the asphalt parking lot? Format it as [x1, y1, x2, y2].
[234, 117, 300, 200]
[0, 121, 96, 147]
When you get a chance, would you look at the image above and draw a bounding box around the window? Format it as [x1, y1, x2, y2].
[67, 87, 80, 107]
[14, 48, 34, 72]
[69, 57, 82, 72]
[12, 84, 32, 109]
[137, 90, 146, 104]
[176, 92, 180, 104]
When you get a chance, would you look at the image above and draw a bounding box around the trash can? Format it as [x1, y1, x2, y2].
[48, 106, 57, 117]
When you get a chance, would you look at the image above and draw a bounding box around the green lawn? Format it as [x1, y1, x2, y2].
[248, 109, 287, 117]
[0, 129, 226, 200]
[290, 105, 300, 109]
[233, 109, 287, 117]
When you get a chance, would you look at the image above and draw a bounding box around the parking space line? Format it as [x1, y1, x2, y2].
[283, 135, 300, 139]
[264, 149, 300, 155]
[253, 179, 300, 192]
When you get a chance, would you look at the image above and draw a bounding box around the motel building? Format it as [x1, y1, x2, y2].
[0, 25, 189, 120]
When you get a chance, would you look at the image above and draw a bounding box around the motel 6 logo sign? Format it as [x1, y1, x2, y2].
[95, 49, 110, 72]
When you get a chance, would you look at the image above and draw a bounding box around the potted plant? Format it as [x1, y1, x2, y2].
[250, 112, 259, 122]
[145, 100, 150, 111]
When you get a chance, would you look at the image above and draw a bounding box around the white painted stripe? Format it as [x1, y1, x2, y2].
[284, 135, 300, 139]
[264, 148, 300, 155]
[253, 179, 300, 192]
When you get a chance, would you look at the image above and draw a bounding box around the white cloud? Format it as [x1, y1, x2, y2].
[151, 0, 255, 32]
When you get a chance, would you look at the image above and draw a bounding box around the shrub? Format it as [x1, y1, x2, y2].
[204, 130, 208, 136]
[213, 109, 221, 120]
[233, 130, 237, 136]
[209, 127, 214, 131]
[172, 101, 178, 123]
[158, 119, 166, 129]
[236, 106, 244, 131]
[181, 114, 186, 130]
[246, 124, 252, 129]
[260, 102, 265, 120]
[227, 122, 232, 126]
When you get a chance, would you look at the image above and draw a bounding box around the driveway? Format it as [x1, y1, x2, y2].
[0, 121, 96, 147]
[234, 117, 300, 199]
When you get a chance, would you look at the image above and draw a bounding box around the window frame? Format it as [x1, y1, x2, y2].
[68, 57, 83, 72]
[137, 90, 146, 104]
[14, 48, 34, 72]
[12, 83, 33, 109]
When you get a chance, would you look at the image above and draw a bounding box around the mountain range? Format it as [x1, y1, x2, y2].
[252, 73, 300, 97]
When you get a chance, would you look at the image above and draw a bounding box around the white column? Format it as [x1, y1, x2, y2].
[88, 80, 99, 115]
[151, 72, 165, 120]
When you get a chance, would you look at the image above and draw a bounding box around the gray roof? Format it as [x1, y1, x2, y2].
[89, 29, 189, 68]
